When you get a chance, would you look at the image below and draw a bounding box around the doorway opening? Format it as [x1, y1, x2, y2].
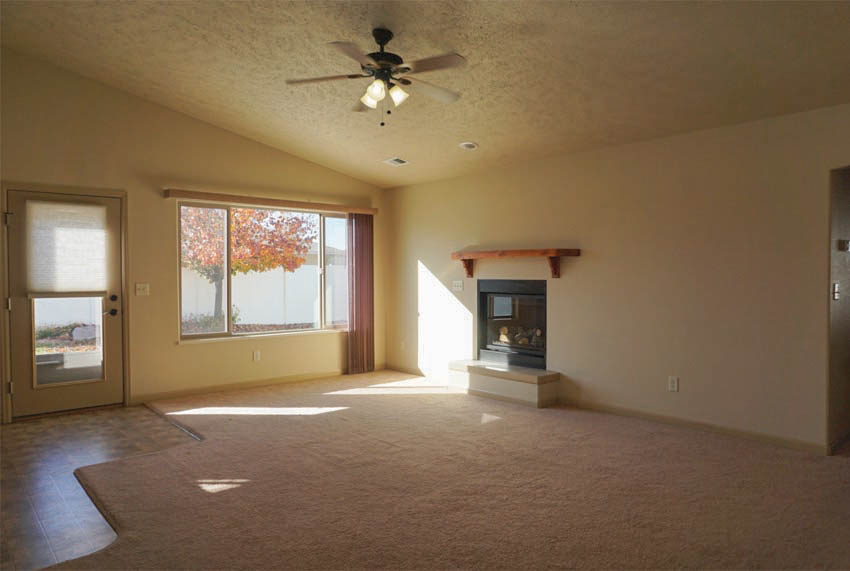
[829, 166, 850, 453]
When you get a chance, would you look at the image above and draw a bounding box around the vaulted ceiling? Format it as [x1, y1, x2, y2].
[3, 1, 850, 188]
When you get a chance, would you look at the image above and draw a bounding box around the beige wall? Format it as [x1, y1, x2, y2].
[4, 46, 849, 450]
[386, 104, 850, 449]
[829, 167, 850, 448]
[0, 49, 387, 404]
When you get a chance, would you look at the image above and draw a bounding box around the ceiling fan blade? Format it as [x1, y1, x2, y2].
[329, 41, 378, 68]
[402, 53, 466, 75]
[286, 74, 366, 85]
[399, 77, 461, 104]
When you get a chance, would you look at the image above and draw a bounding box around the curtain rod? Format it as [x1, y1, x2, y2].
[162, 188, 377, 215]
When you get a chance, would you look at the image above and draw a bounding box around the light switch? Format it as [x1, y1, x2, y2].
[135, 283, 151, 296]
[451, 280, 464, 292]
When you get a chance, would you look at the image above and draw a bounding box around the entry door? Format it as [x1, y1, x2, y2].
[7, 190, 124, 417]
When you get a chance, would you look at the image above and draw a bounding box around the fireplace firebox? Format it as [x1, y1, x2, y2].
[477, 280, 546, 369]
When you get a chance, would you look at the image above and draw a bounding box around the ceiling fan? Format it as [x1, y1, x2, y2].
[286, 28, 466, 116]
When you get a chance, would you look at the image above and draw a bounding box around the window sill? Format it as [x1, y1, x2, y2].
[177, 328, 347, 345]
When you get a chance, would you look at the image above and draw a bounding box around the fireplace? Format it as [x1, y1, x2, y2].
[478, 280, 546, 369]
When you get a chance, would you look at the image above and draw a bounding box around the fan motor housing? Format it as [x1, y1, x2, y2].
[367, 28, 403, 69]
[367, 51, 404, 68]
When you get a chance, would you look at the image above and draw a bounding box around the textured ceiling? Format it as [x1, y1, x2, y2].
[3, 1, 850, 188]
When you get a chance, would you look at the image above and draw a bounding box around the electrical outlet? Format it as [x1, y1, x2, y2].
[253, 350, 261, 362]
[451, 280, 464, 292]
[667, 376, 679, 392]
[135, 283, 150, 296]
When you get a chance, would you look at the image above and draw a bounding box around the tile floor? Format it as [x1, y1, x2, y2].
[1, 406, 196, 570]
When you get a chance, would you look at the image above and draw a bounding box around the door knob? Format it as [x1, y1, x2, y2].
[110, 294, 118, 301]
[103, 308, 119, 316]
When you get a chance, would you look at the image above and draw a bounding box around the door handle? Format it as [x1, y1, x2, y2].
[103, 309, 119, 316]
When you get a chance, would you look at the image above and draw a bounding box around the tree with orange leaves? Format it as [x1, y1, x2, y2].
[180, 207, 318, 320]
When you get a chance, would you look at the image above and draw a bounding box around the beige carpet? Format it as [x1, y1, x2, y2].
[57, 370, 850, 569]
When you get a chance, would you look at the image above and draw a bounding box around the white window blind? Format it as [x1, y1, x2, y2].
[26, 201, 107, 292]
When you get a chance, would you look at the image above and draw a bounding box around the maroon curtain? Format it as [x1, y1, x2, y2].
[347, 213, 374, 373]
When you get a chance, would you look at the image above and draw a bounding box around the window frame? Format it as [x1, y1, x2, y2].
[177, 201, 348, 340]
[321, 214, 350, 331]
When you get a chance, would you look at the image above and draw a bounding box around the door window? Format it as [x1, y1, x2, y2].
[33, 296, 105, 386]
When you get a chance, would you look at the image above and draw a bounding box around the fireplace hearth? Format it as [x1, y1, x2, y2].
[478, 280, 546, 369]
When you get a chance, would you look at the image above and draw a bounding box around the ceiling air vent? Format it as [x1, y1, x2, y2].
[383, 157, 409, 166]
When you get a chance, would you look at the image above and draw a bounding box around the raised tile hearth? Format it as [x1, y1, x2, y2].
[448, 360, 560, 408]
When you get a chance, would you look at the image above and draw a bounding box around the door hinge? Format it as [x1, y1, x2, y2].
[7, 382, 13, 395]
[3, 212, 13, 225]
[5, 298, 10, 311]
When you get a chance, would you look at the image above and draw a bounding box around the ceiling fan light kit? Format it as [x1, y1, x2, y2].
[360, 93, 378, 109]
[286, 27, 466, 125]
[389, 84, 409, 106]
[366, 78, 386, 101]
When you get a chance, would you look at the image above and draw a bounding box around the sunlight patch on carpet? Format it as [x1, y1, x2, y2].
[168, 407, 349, 416]
[323, 387, 461, 395]
[366, 379, 448, 389]
[196, 479, 249, 493]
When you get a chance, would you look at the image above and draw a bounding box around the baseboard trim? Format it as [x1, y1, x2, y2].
[12, 402, 123, 422]
[129, 370, 343, 405]
[569, 398, 828, 455]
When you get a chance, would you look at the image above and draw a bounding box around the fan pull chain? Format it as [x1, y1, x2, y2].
[379, 94, 392, 127]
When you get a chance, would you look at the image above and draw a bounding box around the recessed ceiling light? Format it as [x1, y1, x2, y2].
[459, 141, 479, 151]
[384, 157, 409, 166]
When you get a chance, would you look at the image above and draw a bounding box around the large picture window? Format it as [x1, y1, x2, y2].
[323, 216, 348, 329]
[179, 203, 347, 338]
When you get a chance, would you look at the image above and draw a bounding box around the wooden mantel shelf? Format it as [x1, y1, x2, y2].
[451, 248, 581, 278]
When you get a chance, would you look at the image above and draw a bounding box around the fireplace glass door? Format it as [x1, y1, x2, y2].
[485, 293, 545, 357]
